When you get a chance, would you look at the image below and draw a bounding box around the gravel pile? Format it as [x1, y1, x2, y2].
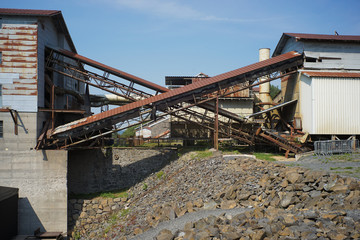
[71, 152, 360, 240]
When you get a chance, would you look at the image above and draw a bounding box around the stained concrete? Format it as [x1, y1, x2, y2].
[0, 149, 67, 235]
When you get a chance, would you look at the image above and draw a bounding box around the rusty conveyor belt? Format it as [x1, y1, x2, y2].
[51, 51, 302, 140]
[51, 48, 169, 93]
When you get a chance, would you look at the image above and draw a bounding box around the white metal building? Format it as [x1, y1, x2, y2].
[273, 33, 360, 137]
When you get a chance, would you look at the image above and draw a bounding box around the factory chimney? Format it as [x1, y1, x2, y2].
[259, 48, 272, 109]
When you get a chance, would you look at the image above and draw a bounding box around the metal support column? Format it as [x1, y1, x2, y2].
[51, 84, 55, 130]
[214, 96, 219, 150]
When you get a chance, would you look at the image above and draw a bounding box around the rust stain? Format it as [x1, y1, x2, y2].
[1, 64, 37, 68]
[3, 52, 37, 58]
[3, 58, 37, 63]
[19, 75, 37, 79]
[2, 26, 37, 30]
[4, 91, 37, 96]
[0, 48, 36, 52]
[2, 42, 37, 47]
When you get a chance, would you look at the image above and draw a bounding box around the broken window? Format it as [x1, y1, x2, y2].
[0, 121, 3, 138]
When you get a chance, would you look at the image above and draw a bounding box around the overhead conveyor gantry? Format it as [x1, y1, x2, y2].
[38, 50, 304, 152]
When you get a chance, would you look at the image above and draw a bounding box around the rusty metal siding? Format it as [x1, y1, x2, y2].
[312, 77, 360, 134]
[0, 23, 38, 111]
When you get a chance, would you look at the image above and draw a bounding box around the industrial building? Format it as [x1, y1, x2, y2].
[0, 9, 85, 235]
[273, 33, 360, 139]
[1, 7, 360, 238]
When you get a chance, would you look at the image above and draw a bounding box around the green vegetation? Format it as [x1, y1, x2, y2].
[120, 208, 130, 217]
[156, 170, 165, 179]
[142, 182, 148, 191]
[270, 84, 281, 99]
[319, 153, 360, 163]
[193, 150, 213, 159]
[253, 152, 280, 162]
[120, 125, 138, 138]
[69, 188, 129, 200]
[73, 231, 80, 240]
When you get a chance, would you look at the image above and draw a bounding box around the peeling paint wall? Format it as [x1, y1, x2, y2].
[0, 23, 38, 112]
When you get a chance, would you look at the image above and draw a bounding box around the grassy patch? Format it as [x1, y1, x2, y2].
[156, 170, 165, 179]
[69, 188, 129, 200]
[193, 150, 213, 159]
[253, 153, 279, 162]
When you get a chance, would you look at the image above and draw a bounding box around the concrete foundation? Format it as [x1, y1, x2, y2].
[68, 148, 176, 194]
[0, 150, 68, 235]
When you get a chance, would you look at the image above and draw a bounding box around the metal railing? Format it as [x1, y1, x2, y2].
[314, 139, 359, 155]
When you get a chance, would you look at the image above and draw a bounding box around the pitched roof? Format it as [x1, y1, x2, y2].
[0, 8, 60, 16]
[273, 33, 360, 57]
[284, 33, 360, 42]
[0, 8, 76, 53]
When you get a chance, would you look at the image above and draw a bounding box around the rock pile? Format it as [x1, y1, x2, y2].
[69, 197, 129, 233]
[159, 207, 360, 239]
[71, 154, 360, 239]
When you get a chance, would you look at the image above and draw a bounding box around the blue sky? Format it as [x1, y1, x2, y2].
[3, 0, 360, 89]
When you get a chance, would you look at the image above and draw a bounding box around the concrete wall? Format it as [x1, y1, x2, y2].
[0, 149, 68, 235]
[68, 148, 176, 194]
[0, 112, 38, 151]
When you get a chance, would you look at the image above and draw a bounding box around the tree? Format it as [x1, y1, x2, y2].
[270, 84, 281, 99]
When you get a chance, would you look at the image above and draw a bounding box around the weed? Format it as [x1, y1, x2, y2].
[253, 153, 279, 162]
[156, 170, 165, 180]
[120, 208, 130, 217]
[73, 231, 80, 240]
[193, 150, 213, 159]
[330, 167, 341, 170]
[69, 188, 129, 199]
[143, 182, 148, 191]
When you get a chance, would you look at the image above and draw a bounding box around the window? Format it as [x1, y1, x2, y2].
[0, 84, 2, 107]
[0, 52, 2, 64]
[0, 121, 3, 138]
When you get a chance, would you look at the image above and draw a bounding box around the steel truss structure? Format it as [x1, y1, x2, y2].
[38, 49, 305, 154]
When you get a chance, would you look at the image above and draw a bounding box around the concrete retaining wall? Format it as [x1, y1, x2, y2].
[0, 149, 68, 235]
[68, 148, 176, 194]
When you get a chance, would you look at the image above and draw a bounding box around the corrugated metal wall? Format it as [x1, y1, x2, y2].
[0, 23, 38, 112]
[299, 75, 313, 133]
[312, 77, 360, 134]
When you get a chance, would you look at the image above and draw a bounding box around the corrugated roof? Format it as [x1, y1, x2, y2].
[0, 8, 60, 16]
[0, 8, 76, 53]
[273, 32, 360, 57]
[302, 71, 360, 78]
[55, 48, 168, 93]
[52, 51, 303, 137]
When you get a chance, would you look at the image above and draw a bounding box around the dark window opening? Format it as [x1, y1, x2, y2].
[0, 52, 2, 64]
[305, 57, 317, 63]
[0, 121, 3, 138]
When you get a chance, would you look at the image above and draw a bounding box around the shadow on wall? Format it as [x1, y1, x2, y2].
[18, 197, 45, 235]
[67, 148, 176, 195]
